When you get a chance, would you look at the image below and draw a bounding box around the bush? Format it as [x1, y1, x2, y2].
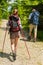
[37, 31, 43, 41]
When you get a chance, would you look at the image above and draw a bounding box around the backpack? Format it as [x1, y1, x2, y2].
[9, 15, 20, 32]
[29, 13, 34, 23]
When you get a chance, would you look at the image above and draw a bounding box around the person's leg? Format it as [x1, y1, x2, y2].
[14, 32, 19, 54]
[34, 25, 37, 42]
[10, 32, 19, 60]
[10, 39, 15, 53]
[10, 32, 15, 53]
[28, 24, 34, 40]
[10, 32, 18, 61]
[14, 37, 19, 54]
[10, 38, 18, 60]
[12, 37, 18, 60]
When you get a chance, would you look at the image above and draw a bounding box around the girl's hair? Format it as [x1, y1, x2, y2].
[13, 9, 18, 15]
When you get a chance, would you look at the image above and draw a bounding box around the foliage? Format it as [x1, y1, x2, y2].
[0, 0, 9, 19]
[38, 31, 43, 41]
[0, 0, 43, 23]
[0, 0, 43, 39]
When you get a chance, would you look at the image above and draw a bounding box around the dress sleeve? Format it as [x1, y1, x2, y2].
[18, 18, 22, 29]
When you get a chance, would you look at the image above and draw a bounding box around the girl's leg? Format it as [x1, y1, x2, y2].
[14, 37, 19, 54]
[12, 37, 19, 60]
[10, 39, 15, 53]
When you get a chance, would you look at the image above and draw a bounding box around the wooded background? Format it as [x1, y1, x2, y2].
[0, 0, 43, 40]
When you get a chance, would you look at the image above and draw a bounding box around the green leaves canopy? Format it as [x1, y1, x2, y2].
[0, 0, 43, 22]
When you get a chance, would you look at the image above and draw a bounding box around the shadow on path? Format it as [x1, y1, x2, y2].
[20, 38, 29, 41]
[0, 52, 14, 62]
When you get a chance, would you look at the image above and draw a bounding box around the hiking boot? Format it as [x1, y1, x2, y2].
[13, 53, 16, 60]
[33, 38, 36, 42]
[30, 38, 33, 42]
[9, 52, 14, 62]
[27, 36, 31, 41]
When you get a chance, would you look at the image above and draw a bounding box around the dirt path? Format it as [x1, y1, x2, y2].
[0, 20, 43, 65]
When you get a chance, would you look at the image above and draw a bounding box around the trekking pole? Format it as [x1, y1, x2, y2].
[21, 30, 30, 59]
[2, 27, 7, 53]
[23, 37, 30, 59]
